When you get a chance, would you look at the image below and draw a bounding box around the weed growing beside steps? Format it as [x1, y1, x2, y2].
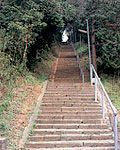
[101, 75, 120, 110]
[74, 42, 87, 54]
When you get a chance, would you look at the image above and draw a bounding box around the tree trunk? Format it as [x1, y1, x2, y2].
[23, 35, 28, 60]
[92, 21, 97, 72]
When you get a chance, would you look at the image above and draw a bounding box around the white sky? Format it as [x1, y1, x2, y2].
[62, 30, 68, 42]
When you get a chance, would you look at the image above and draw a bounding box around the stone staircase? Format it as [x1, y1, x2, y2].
[25, 44, 115, 149]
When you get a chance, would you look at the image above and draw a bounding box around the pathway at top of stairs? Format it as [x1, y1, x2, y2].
[25, 44, 115, 150]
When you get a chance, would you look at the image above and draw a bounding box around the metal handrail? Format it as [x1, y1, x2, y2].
[71, 43, 84, 83]
[91, 64, 117, 150]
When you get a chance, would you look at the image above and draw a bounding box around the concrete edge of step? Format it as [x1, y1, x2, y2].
[25, 147, 115, 150]
[25, 139, 115, 144]
[50, 58, 59, 82]
[19, 80, 48, 150]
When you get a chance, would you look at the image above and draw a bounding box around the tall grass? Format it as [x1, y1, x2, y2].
[101, 75, 120, 110]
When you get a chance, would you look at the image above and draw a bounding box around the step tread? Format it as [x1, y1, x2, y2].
[26, 140, 114, 144]
[26, 147, 115, 150]
[36, 119, 102, 121]
[29, 133, 113, 138]
[35, 123, 107, 125]
[33, 129, 112, 132]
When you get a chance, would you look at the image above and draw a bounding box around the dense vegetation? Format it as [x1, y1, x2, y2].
[0, 0, 76, 70]
[83, 0, 120, 74]
[1, 0, 120, 76]
[68, 0, 120, 75]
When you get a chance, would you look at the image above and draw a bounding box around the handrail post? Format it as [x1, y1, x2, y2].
[102, 90, 105, 120]
[90, 65, 93, 85]
[70, 32, 72, 43]
[95, 76, 97, 101]
[114, 114, 118, 150]
[83, 74, 84, 83]
[80, 33, 82, 47]
[86, 19, 92, 83]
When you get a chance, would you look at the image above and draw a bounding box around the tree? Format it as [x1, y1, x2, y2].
[84, 0, 120, 74]
[0, 0, 77, 70]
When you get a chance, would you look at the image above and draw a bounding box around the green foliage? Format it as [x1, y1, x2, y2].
[74, 42, 80, 48]
[84, 0, 120, 74]
[102, 75, 120, 110]
[0, 0, 77, 72]
[0, 0, 45, 65]
[61, 1, 76, 24]
[75, 42, 87, 54]
[78, 46, 87, 54]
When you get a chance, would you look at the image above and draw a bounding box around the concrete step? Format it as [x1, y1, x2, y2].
[55, 74, 88, 78]
[38, 114, 102, 119]
[46, 90, 94, 93]
[56, 66, 79, 68]
[35, 119, 102, 124]
[56, 64, 78, 67]
[29, 133, 113, 142]
[46, 87, 94, 89]
[54, 77, 81, 80]
[53, 80, 82, 83]
[45, 91, 94, 94]
[47, 85, 93, 87]
[54, 76, 82, 78]
[32, 128, 112, 135]
[41, 103, 101, 108]
[46, 88, 94, 91]
[54, 78, 81, 80]
[47, 85, 92, 88]
[47, 83, 91, 86]
[25, 140, 114, 148]
[57, 63, 77, 65]
[43, 94, 95, 97]
[35, 124, 109, 129]
[42, 97, 95, 101]
[55, 66, 79, 69]
[46, 86, 93, 89]
[57, 61, 77, 63]
[42, 100, 97, 104]
[55, 71, 80, 73]
[44, 93, 94, 95]
[39, 111, 102, 115]
[41, 107, 102, 111]
[55, 71, 80, 74]
[26, 147, 115, 150]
